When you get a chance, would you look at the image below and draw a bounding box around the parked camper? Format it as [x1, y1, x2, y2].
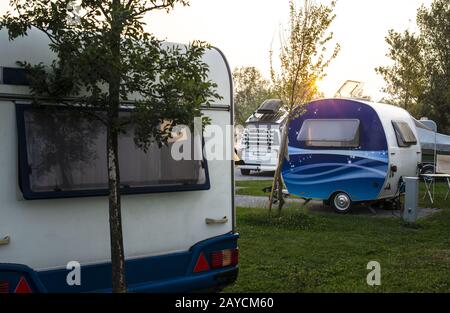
[0, 29, 238, 292]
[414, 119, 450, 174]
[282, 98, 421, 213]
[236, 99, 287, 175]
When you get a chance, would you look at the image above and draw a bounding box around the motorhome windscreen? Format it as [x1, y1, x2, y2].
[297, 119, 360, 148]
[392, 120, 417, 147]
[17, 105, 209, 199]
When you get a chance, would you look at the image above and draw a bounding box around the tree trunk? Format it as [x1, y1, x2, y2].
[107, 85, 127, 292]
[268, 122, 289, 215]
[107, 0, 126, 292]
[277, 174, 284, 214]
[107, 114, 127, 293]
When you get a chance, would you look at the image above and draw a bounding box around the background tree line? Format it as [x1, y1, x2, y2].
[232, 66, 273, 125]
[376, 0, 449, 134]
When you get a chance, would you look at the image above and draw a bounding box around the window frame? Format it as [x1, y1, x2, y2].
[297, 118, 361, 148]
[392, 120, 417, 148]
[16, 103, 210, 200]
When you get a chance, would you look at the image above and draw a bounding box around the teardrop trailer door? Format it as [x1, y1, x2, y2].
[0, 29, 237, 293]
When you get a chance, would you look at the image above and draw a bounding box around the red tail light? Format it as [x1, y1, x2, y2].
[193, 252, 210, 273]
[0, 281, 9, 293]
[211, 248, 239, 269]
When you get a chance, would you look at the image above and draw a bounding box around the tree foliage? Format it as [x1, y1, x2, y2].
[268, 0, 339, 214]
[375, 30, 427, 116]
[0, 0, 220, 292]
[270, 0, 339, 114]
[376, 0, 449, 133]
[233, 66, 272, 125]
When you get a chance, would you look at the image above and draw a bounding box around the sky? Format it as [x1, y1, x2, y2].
[0, 0, 433, 100]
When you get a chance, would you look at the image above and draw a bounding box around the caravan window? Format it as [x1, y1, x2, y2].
[17, 105, 209, 199]
[297, 119, 360, 148]
[0, 67, 30, 85]
[392, 120, 417, 147]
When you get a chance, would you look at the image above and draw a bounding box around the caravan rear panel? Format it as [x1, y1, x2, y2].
[0, 30, 237, 292]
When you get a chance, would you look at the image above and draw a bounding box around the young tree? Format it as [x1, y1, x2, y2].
[376, 0, 449, 133]
[268, 0, 339, 214]
[233, 66, 272, 125]
[0, 0, 219, 292]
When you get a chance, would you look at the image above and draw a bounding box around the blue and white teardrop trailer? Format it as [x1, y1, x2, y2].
[282, 98, 422, 213]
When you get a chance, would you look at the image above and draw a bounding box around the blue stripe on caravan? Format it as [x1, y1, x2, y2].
[0, 232, 239, 293]
[287, 147, 390, 164]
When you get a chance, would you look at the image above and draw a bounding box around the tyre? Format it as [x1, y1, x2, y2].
[331, 192, 352, 214]
[240, 169, 251, 176]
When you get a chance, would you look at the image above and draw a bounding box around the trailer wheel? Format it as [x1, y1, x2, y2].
[331, 192, 352, 214]
[240, 169, 251, 176]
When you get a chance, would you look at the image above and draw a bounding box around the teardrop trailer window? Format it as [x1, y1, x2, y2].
[392, 120, 417, 147]
[16, 104, 209, 199]
[297, 119, 360, 148]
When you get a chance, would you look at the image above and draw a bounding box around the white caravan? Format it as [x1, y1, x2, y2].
[236, 99, 287, 175]
[0, 29, 238, 293]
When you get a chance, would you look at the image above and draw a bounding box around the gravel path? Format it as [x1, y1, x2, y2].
[235, 195, 304, 209]
[235, 195, 441, 218]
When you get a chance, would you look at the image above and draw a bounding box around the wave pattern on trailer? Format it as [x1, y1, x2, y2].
[282, 150, 389, 201]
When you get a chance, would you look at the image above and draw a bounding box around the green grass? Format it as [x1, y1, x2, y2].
[226, 182, 450, 292]
[236, 180, 273, 197]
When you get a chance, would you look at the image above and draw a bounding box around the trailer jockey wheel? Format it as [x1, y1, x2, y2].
[240, 169, 251, 176]
[331, 192, 352, 214]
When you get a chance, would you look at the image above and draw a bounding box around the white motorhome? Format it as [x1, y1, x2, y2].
[236, 99, 287, 175]
[0, 29, 238, 293]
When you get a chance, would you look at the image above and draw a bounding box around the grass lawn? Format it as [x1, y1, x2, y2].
[227, 181, 450, 292]
[236, 180, 273, 197]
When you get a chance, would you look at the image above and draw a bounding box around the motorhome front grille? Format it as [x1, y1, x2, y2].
[243, 127, 277, 152]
